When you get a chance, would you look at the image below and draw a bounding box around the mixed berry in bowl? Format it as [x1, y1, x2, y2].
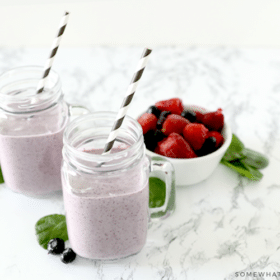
[137, 98, 225, 159]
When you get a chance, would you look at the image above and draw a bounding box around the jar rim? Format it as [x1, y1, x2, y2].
[0, 66, 62, 113]
[63, 112, 144, 172]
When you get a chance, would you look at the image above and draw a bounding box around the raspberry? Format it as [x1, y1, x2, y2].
[155, 98, 184, 115]
[207, 131, 224, 148]
[161, 114, 190, 136]
[202, 108, 224, 131]
[137, 113, 157, 135]
[156, 132, 197, 159]
[183, 123, 209, 151]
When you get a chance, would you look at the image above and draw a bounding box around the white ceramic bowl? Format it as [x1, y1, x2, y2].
[144, 105, 232, 186]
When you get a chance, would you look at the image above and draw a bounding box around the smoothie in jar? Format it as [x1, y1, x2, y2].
[62, 148, 149, 260]
[0, 101, 67, 195]
[0, 67, 69, 196]
[61, 113, 150, 260]
[62, 112, 175, 260]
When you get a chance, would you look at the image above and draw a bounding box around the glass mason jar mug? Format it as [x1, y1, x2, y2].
[0, 66, 88, 196]
[61, 112, 176, 260]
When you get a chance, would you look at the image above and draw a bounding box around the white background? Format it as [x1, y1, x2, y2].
[0, 0, 280, 47]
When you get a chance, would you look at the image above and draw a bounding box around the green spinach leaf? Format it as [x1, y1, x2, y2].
[35, 214, 68, 249]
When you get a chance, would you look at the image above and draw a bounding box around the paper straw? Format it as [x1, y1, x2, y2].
[102, 48, 152, 155]
[36, 11, 70, 94]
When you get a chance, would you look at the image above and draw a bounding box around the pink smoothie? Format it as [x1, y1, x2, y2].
[62, 148, 149, 260]
[0, 127, 65, 195]
[0, 101, 67, 196]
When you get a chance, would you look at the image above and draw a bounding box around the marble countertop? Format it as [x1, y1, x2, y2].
[1, 47, 280, 280]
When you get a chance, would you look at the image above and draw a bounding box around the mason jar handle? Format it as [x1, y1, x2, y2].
[68, 104, 90, 119]
[149, 156, 176, 220]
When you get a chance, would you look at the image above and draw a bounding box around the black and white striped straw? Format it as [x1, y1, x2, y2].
[36, 11, 70, 94]
[102, 48, 152, 155]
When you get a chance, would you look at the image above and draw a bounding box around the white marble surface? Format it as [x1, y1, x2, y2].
[1, 47, 280, 280]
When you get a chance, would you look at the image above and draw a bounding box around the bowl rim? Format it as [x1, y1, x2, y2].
[143, 104, 232, 162]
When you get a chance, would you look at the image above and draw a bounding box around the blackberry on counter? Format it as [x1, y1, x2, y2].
[47, 238, 65, 255]
[146, 105, 161, 118]
[60, 248, 76, 264]
[181, 110, 196, 123]
[156, 111, 171, 129]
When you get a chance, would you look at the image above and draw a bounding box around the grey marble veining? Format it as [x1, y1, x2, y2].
[0, 47, 280, 280]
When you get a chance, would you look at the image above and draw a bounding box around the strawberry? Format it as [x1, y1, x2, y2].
[156, 132, 197, 159]
[137, 113, 157, 135]
[155, 98, 184, 115]
[154, 145, 160, 155]
[195, 111, 204, 123]
[183, 123, 209, 151]
[207, 131, 224, 148]
[161, 114, 190, 136]
[201, 108, 224, 131]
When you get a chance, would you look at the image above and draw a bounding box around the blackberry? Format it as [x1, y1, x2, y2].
[156, 111, 171, 129]
[47, 238, 65, 255]
[144, 129, 166, 152]
[154, 129, 165, 142]
[146, 106, 161, 118]
[61, 248, 76, 264]
[197, 137, 217, 156]
[181, 110, 196, 122]
[144, 130, 158, 151]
